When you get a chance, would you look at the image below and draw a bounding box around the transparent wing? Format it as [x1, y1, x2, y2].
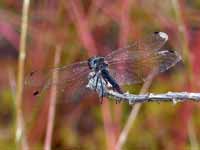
[104, 32, 182, 85]
[105, 32, 168, 61]
[24, 61, 90, 96]
[60, 72, 95, 104]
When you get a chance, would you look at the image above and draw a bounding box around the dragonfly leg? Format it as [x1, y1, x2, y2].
[116, 99, 121, 104]
[102, 76, 108, 85]
[99, 77, 104, 104]
[115, 96, 121, 104]
[95, 75, 99, 91]
[92, 73, 97, 78]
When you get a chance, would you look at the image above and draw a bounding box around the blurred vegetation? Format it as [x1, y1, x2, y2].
[0, 0, 200, 149]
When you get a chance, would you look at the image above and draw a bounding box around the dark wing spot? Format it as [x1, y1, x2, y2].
[168, 49, 175, 53]
[30, 71, 35, 76]
[33, 90, 39, 96]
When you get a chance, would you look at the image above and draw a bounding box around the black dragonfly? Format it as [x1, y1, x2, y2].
[25, 32, 182, 103]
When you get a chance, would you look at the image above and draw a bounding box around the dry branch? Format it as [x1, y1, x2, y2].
[87, 72, 200, 105]
[106, 90, 200, 105]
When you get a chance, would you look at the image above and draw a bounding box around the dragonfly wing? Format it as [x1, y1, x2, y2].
[106, 50, 154, 85]
[105, 32, 168, 61]
[60, 71, 95, 104]
[24, 61, 90, 96]
[104, 32, 181, 86]
[106, 49, 181, 86]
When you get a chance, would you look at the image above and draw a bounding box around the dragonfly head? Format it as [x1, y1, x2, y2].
[88, 56, 108, 71]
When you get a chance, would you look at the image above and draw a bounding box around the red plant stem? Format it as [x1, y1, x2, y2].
[101, 100, 117, 150]
[44, 46, 61, 150]
[118, 0, 130, 48]
[67, 1, 117, 149]
[170, 0, 194, 149]
[113, 0, 131, 139]
[91, 0, 120, 21]
[28, 95, 49, 145]
[0, 21, 19, 49]
[68, 0, 97, 55]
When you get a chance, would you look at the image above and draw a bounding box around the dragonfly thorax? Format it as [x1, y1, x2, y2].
[88, 56, 108, 72]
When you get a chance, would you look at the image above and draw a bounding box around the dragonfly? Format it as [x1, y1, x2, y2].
[25, 32, 182, 103]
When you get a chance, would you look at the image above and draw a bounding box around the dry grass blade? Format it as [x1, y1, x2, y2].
[15, 0, 30, 149]
[188, 119, 199, 150]
[44, 46, 61, 150]
[115, 69, 158, 150]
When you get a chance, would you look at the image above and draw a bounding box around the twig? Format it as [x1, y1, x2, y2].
[15, 0, 30, 150]
[87, 72, 200, 149]
[44, 46, 61, 150]
[87, 72, 200, 104]
[106, 91, 200, 104]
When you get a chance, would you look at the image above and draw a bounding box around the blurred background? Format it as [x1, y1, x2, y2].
[0, 0, 200, 149]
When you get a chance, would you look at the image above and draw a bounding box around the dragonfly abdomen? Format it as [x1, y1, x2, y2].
[101, 69, 123, 94]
